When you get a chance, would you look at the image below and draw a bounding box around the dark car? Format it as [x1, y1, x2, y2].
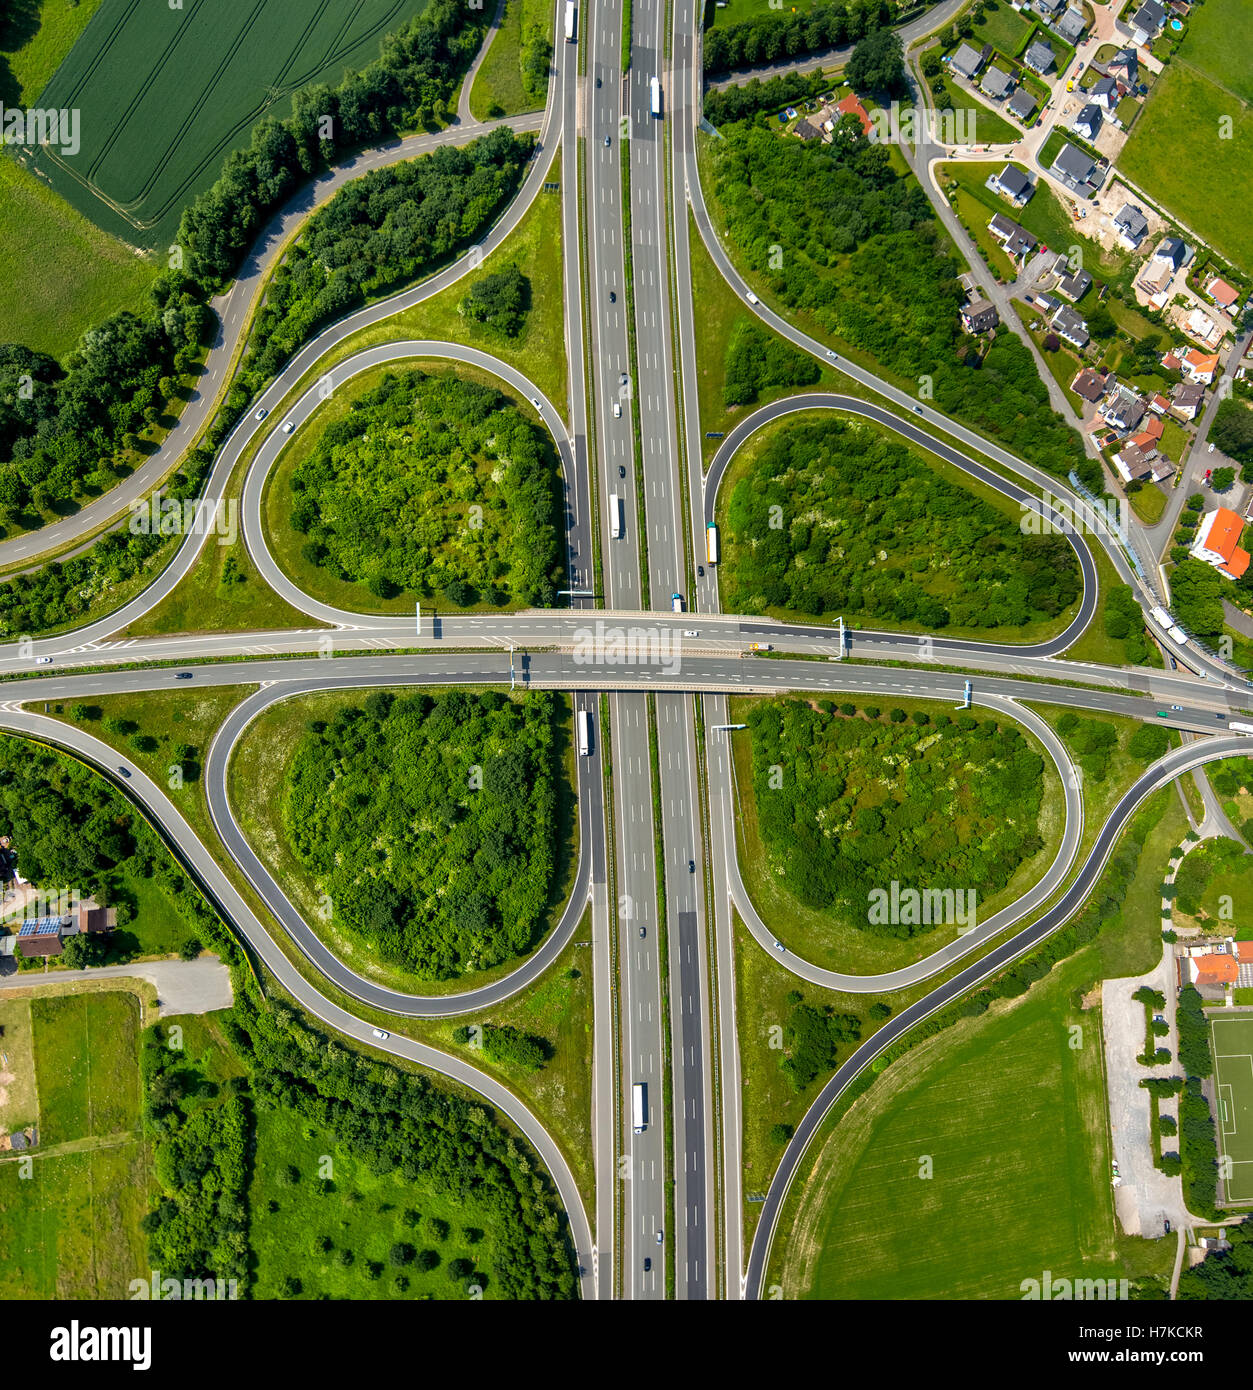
[643, 1258, 651, 1272]
[176, 671, 193, 679]
[697, 565, 704, 577]
[619, 465, 626, 478]
[609, 290, 616, 302]
[118, 767, 131, 779]
[596, 76, 602, 88]
[1164, 1219, 1171, 1234]
[688, 859, 696, 873]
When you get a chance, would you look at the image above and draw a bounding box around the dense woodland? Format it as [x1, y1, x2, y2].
[723, 321, 818, 407]
[723, 417, 1081, 629]
[0, 275, 213, 531]
[702, 0, 894, 75]
[242, 129, 533, 388]
[289, 369, 561, 606]
[708, 122, 1098, 491]
[283, 690, 562, 979]
[747, 698, 1045, 936]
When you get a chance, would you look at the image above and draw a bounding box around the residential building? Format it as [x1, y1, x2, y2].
[792, 118, 821, 142]
[1128, 0, 1167, 45]
[1170, 380, 1205, 419]
[1148, 392, 1171, 415]
[981, 66, 1015, 100]
[1103, 382, 1147, 432]
[962, 298, 1000, 333]
[986, 164, 1034, 205]
[1091, 75, 1120, 111]
[1071, 367, 1109, 403]
[1106, 48, 1139, 87]
[1051, 304, 1089, 348]
[949, 42, 985, 80]
[1112, 202, 1149, 250]
[1072, 103, 1102, 141]
[1050, 141, 1096, 192]
[1112, 440, 1157, 484]
[1032, 290, 1061, 314]
[1207, 276, 1239, 312]
[1035, 0, 1065, 15]
[1055, 6, 1087, 43]
[988, 212, 1038, 260]
[1007, 88, 1038, 122]
[1057, 267, 1092, 302]
[1157, 236, 1191, 270]
[1185, 308, 1223, 348]
[1190, 507, 1250, 580]
[15, 917, 64, 958]
[1182, 347, 1220, 384]
[1024, 40, 1056, 75]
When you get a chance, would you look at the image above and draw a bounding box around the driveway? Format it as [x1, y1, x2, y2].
[0, 958, 233, 1016]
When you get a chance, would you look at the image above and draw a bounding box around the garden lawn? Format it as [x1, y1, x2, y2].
[1119, 65, 1253, 276]
[29, 991, 141, 1144]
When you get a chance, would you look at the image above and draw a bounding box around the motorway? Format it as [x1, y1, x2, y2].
[3, 0, 1250, 1307]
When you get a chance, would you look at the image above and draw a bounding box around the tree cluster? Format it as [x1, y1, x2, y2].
[703, 0, 893, 76]
[459, 263, 532, 338]
[723, 320, 819, 406]
[289, 369, 561, 607]
[709, 123, 1097, 490]
[780, 997, 861, 1091]
[748, 698, 1044, 936]
[722, 417, 1081, 629]
[283, 690, 561, 979]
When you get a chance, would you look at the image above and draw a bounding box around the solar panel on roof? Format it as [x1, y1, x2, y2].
[18, 917, 63, 936]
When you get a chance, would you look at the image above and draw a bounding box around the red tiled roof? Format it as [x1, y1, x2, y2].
[1194, 954, 1238, 985]
[836, 93, 873, 136]
[1185, 348, 1220, 375]
[1209, 278, 1238, 308]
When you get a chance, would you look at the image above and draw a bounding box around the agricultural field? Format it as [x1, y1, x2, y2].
[1177, 0, 1253, 103]
[0, 996, 38, 1134]
[1119, 64, 1253, 276]
[29, 991, 141, 1145]
[27, 0, 435, 250]
[1211, 1013, 1253, 1203]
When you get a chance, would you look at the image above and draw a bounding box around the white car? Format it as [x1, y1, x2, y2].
[613, 402, 622, 418]
[282, 421, 294, 434]
[531, 397, 541, 409]
[746, 291, 759, 305]
[1209, 442, 1216, 453]
[683, 629, 698, 637]
[254, 407, 268, 421]
[773, 939, 785, 952]
[371, 1028, 390, 1041]
[35, 656, 52, 665]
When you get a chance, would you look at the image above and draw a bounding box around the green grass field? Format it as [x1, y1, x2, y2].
[934, 72, 1020, 145]
[249, 1104, 509, 1298]
[29, 992, 140, 1145]
[1177, 0, 1253, 103]
[0, 1139, 149, 1298]
[777, 949, 1168, 1297]
[468, 0, 550, 119]
[30, 0, 433, 250]
[1119, 64, 1253, 276]
[1211, 1013, 1253, 1202]
[0, 996, 38, 1133]
[0, 155, 157, 357]
[1, 0, 103, 105]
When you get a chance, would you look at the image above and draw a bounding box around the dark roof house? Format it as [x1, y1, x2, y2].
[1072, 104, 1102, 141]
[1072, 368, 1109, 403]
[1055, 6, 1087, 42]
[961, 298, 1000, 334]
[949, 43, 985, 80]
[1051, 305, 1090, 349]
[988, 213, 1038, 260]
[981, 66, 1015, 100]
[1051, 141, 1096, 191]
[1057, 266, 1092, 301]
[1024, 40, 1056, 74]
[1113, 202, 1149, 247]
[1008, 88, 1038, 122]
[987, 164, 1034, 205]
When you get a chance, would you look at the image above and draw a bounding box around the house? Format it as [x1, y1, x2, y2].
[988, 212, 1038, 260]
[1128, 0, 1167, 45]
[1072, 104, 1102, 141]
[1091, 75, 1120, 111]
[1134, 415, 1166, 446]
[1057, 266, 1092, 302]
[1183, 348, 1220, 384]
[1113, 202, 1149, 250]
[1157, 236, 1191, 270]
[1138, 238, 1189, 307]
[833, 93, 873, 136]
[1103, 382, 1147, 432]
[1190, 507, 1250, 580]
[1185, 308, 1223, 349]
[1007, 88, 1038, 123]
[1024, 40, 1056, 75]
[79, 906, 117, 934]
[949, 42, 985, 80]
[1051, 304, 1089, 348]
[792, 118, 822, 142]
[1106, 48, 1140, 87]
[986, 164, 1034, 205]
[981, 66, 1015, 101]
[1207, 277, 1239, 312]
[1035, 0, 1065, 15]
[1187, 952, 1239, 991]
[1170, 380, 1206, 419]
[961, 298, 1000, 333]
[1148, 392, 1171, 415]
[1050, 141, 1096, 193]
[1033, 290, 1061, 314]
[1071, 367, 1109, 403]
[1055, 6, 1087, 42]
[16, 917, 64, 958]
[1112, 440, 1157, 483]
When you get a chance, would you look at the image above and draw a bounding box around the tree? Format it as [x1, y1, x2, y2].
[1212, 399, 1253, 469]
[846, 29, 907, 98]
[1211, 465, 1235, 491]
[460, 263, 531, 337]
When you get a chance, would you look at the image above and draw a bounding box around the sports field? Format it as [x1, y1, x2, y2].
[29, 0, 432, 249]
[1211, 1014, 1253, 1203]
